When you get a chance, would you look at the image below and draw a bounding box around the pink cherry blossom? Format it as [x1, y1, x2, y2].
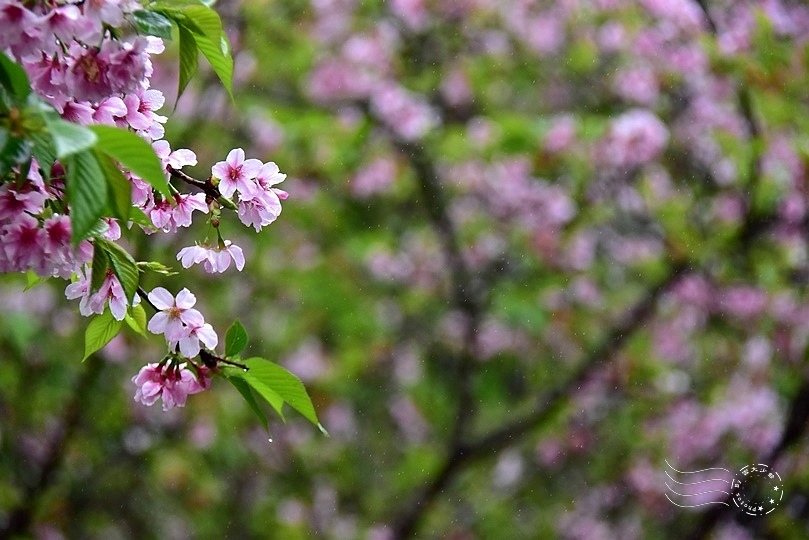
[121, 89, 167, 138]
[148, 198, 174, 233]
[61, 100, 96, 125]
[256, 161, 288, 199]
[152, 140, 197, 175]
[176, 311, 218, 358]
[0, 177, 47, 220]
[171, 193, 209, 228]
[598, 108, 669, 168]
[237, 191, 282, 231]
[211, 148, 262, 199]
[64, 266, 94, 317]
[0, 2, 43, 60]
[1, 214, 46, 274]
[132, 362, 210, 411]
[176, 241, 246, 273]
[42, 215, 75, 278]
[147, 287, 203, 341]
[90, 271, 130, 320]
[93, 96, 127, 125]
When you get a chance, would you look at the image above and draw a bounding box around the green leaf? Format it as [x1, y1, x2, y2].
[225, 373, 270, 433]
[225, 320, 248, 357]
[44, 116, 97, 158]
[83, 310, 124, 361]
[0, 133, 32, 177]
[89, 125, 170, 199]
[24, 270, 48, 291]
[0, 51, 30, 99]
[177, 24, 199, 101]
[129, 207, 155, 228]
[133, 9, 174, 40]
[95, 150, 131, 221]
[180, 4, 225, 44]
[124, 303, 148, 337]
[90, 243, 110, 295]
[29, 130, 56, 179]
[241, 370, 285, 420]
[96, 237, 139, 303]
[138, 260, 177, 276]
[242, 357, 326, 433]
[152, 3, 233, 99]
[192, 33, 233, 100]
[66, 150, 107, 243]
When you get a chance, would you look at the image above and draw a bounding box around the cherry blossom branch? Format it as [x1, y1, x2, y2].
[137, 286, 159, 312]
[166, 165, 238, 211]
[135, 287, 249, 371]
[199, 349, 249, 371]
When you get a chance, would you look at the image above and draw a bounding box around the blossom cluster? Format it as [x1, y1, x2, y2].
[0, 0, 287, 411]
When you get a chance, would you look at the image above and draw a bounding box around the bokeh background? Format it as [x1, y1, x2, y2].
[3, 0, 809, 538]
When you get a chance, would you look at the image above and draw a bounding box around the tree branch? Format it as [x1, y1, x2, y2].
[390, 260, 688, 538]
[1, 357, 104, 537]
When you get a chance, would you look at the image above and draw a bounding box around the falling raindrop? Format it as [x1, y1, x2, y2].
[268, 438, 273, 443]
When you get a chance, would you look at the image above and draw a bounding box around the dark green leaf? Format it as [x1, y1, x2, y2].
[66, 150, 107, 243]
[225, 320, 248, 357]
[96, 237, 139, 303]
[90, 243, 109, 295]
[177, 24, 199, 101]
[89, 125, 170, 199]
[133, 9, 174, 40]
[192, 33, 233, 100]
[0, 133, 31, 176]
[243, 357, 326, 433]
[83, 310, 123, 361]
[0, 51, 30, 99]
[95, 150, 131, 221]
[225, 372, 270, 433]
[29, 130, 56, 179]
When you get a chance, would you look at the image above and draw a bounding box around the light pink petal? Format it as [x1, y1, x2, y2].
[147, 311, 169, 334]
[148, 287, 174, 309]
[217, 177, 237, 198]
[211, 161, 230, 180]
[141, 88, 165, 110]
[226, 148, 245, 167]
[228, 245, 245, 271]
[240, 158, 263, 179]
[179, 336, 201, 358]
[164, 319, 188, 342]
[174, 288, 196, 309]
[197, 324, 218, 349]
[181, 309, 205, 327]
[168, 148, 197, 169]
[109, 295, 128, 321]
[214, 250, 231, 272]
